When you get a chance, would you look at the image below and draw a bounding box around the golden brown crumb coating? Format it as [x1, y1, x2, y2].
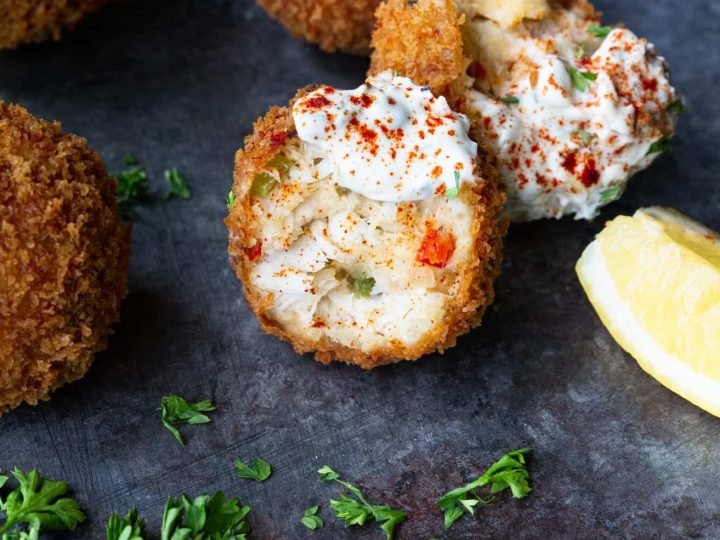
[256, 0, 382, 55]
[0, 0, 108, 50]
[0, 102, 130, 414]
[370, 0, 466, 95]
[226, 90, 507, 369]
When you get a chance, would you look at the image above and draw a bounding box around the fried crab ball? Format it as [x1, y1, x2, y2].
[226, 72, 506, 368]
[0, 0, 107, 49]
[371, 0, 679, 221]
[0, 102, 130, 414]
[256, 0, 382, 55]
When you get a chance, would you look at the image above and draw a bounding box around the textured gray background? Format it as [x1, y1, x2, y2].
[1, 0, 719, 538]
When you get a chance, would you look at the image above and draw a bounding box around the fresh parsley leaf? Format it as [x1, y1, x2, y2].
[0, 476, 7, 490]
[318, 466, 406, 540]
[2, 521, 40, 540]
[588, 24, 613, 38]
[115, 160, 149, 219]
[437, 448, 532, 529]
[301, 505, 324, 530]
[567, 65, 597, 92]
[163, 168, 191, 200]
[445, 170, 461, 200]
[647, 135, 673, 155]
[599, 186, 622, 205]
[318, 466, 340, 482]
[234, 458, 272, 483]
[666, 99, 684, 114]
[226, 190, 236, 210]
[160, 491, 251, 540]
[499, 96, 519, 105]
[106, 508, 145, 540]
[159, 394, 216, 445]
[0, 469, 86, 537]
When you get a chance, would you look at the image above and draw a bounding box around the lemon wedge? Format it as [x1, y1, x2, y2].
[576, 207, 720, 416]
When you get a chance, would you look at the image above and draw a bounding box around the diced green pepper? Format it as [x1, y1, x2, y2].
[251, 172, 278, 198]
[350, 276, 375, 297]
[265, 154, 295, 174]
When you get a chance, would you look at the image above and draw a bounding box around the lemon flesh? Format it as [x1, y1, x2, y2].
[576, 207, 720, 416]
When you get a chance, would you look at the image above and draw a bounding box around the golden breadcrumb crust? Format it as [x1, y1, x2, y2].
[226, 89, 507, 369]
[370, 0, 466, 96]
[256, 0, 382, 55]
[0, 0, 108, 49]
[0, 102, 130, 414]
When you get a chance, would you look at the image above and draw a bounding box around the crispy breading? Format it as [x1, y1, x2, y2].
[225, 90, 507, 369]
[0, 0, 108, 49]
[0, 102, 130, 414]
[256, 0, 382, 55]
[369, 0, 466, 95]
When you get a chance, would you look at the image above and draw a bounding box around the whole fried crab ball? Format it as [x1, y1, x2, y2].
[256, 0, 382, 55]
[371, 0, 680, 222]
[226, 72, 506, 368]
[0, 102, 130, 414]
[0, 0, 108, 49]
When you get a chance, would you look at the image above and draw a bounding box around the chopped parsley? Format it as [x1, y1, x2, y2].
[437, 448, 532, 529]
[163, 168, 191, 200]
[445, 170, 461, 200]
[301, 505, 324, 530]
[161, 491, 251, 539]
[574, 129, 593, 144]
[318, 466, 406, 540]
[499, 95, 519, 105]
[115, 157, 149, 219]
[106, 508, 145, 540]
[666, 99, 685, 114]
[575, 45, 586, 58]
[234, 458, 272, 483]
[227, 189, 236, 210]
[159, 394, 216, 445]
[567, 65, 597, 92]
[588, 24, 613, 39]
[647, 135, 673, 155]
[599, 186, 622, 205]
[0, 469, 86, 538]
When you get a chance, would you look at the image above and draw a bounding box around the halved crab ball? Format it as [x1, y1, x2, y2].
[226, 72, 506, 368]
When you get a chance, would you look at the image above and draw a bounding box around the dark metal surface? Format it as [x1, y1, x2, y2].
[1, 0, 719, 538]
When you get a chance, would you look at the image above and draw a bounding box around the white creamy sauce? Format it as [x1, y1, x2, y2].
[292, 71, 477, 202]
[468, 28, 676, 221]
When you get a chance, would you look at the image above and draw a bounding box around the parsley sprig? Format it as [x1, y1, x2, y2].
[318, 466, 406, 540]
[163, 168, 191, 200]
[115, 155, 149, 219]
[106, 508, 145, 540]
[0, 469, 86, 538]
[160, 492, 251, 540]
[160, 394, 216, 445]
[234, 458, 272, 483]
[437, 448, 532, 529]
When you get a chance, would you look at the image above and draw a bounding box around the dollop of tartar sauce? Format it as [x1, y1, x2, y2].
[468, 28, 676, 221]
[292, 71, 477, 202]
